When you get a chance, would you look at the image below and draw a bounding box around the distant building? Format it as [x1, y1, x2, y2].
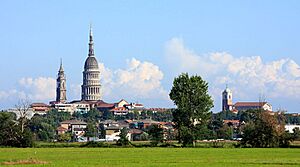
[30, 103, 50, 114]
[59, 120, 87, 137]
[69, 101, 90, 114]
[110, 107, 129, 116]
[54, 103, 75, 114]
[115, 99, 129, 108]
[221, 85, 273, 113]
[222, 86, 233, 111]
[234, 102, 272, 112]
[81, 26, 101, 101]
[56, 60, 67, 103]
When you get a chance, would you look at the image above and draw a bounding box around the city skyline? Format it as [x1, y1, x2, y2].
[1, 1, 300, 112]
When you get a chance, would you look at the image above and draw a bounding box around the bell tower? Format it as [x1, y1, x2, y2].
[222, 85, 233, 111]
[56, 59, 67, 103]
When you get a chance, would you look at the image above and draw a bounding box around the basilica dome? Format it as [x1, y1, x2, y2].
[84, 56, 99, 70]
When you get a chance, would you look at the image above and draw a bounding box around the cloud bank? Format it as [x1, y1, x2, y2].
[165, 37, 300, 110]
[1, 37, 300, 112]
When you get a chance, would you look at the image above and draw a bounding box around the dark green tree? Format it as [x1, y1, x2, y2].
[241, 110, 294, 147]
[169, 73, 214, 146]
[85, 122, 98, 141]
[0, 112, 33, 147]
[148, 124, 164, 146]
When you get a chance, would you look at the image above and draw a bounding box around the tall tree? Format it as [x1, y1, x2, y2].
[169, 73, 214, 146]
[15, 99, 31, 133]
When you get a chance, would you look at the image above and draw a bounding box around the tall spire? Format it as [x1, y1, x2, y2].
[88, 24, 94, 57]
[59, 58, 64, 72]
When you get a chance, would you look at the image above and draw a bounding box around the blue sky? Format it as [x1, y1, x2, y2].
[1, 1, 300, 113]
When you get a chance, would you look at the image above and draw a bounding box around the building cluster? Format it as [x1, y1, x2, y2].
[222, 86, 273, 113]
[10, 26, 149, 117]
[56, 119, 175, 142]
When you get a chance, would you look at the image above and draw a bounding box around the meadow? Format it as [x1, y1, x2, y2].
[0, 147, 299, 167]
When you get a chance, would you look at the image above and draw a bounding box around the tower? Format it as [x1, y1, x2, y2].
[222, 85, 233, 111]
[81, 25, 101, 101]
[56, 59, 67, 103]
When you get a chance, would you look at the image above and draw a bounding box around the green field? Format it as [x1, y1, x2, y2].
[0, 148, 299, 166]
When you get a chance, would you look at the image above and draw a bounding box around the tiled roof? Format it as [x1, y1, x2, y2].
[56, 126, 68, 131]
[134, 104, 144, 107]
[110, 107, 128, 111]
[31, 103, 49, 107]
[96, 100, 115, 108]
[234, 102, 267, 107]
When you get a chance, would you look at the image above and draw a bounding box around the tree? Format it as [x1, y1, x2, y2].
[216, 124, 233, 140]
[0, 112, 33, 147]
[117, 127, 130, 146]
[241, 110, 294, 148]
[15, 99, 31, 133]
[57, 133, 71, 142]
[85, 122, 98, 141]
[148, 124, 164, 146]
[169, 73, 214, 146]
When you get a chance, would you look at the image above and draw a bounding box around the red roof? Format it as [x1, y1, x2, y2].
[56, 126, 68, 131]
[110, 107, 128, 111]
[234, 102, 267, 107]
[31, 103, 49, 107]
[223, 120, 240, 124]
[96, 100, 115, 108]
[134, 104, 144, 107]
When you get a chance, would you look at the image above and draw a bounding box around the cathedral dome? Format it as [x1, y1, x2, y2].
[84, 56, 99, 70]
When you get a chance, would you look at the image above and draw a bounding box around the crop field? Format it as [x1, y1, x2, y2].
[0, 148, 299, 167]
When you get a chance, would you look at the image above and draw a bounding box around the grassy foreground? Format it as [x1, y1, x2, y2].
[0, 148, 299, 167]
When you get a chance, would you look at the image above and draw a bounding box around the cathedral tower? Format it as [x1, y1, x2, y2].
[56, 60, 67, 103]
[222, 85, 233, 111]
[81, 26, 101, 101]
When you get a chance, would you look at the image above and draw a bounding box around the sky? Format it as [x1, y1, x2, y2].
[1, 1, 300, 113]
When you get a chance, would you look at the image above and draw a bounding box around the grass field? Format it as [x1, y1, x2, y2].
[0, 148, 299, 166]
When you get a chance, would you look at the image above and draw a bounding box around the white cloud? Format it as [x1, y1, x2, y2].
[65, 58, 169, 106]
[18, 77, 56, 101]
[100, 58, 169, 101]
[0, 89, 26, 100]
[165, 37, 300, 111]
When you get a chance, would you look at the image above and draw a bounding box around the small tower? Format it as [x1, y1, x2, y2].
[56, 59, 67, 103]
[222, 85, 233, 111]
